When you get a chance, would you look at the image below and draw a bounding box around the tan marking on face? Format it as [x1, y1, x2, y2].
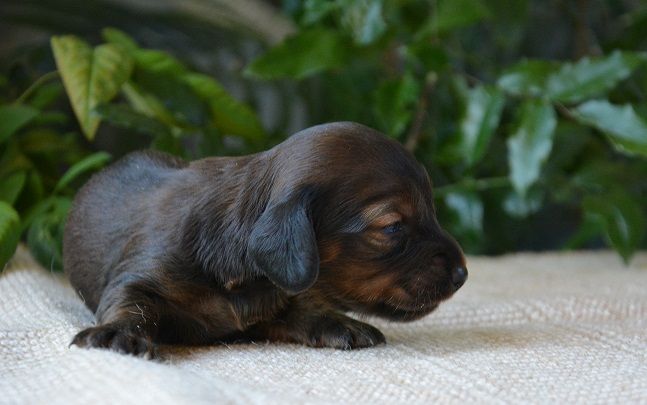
[319, 240, 342, 264]
[356, 274, 394, 296]
[362, 199, 413, 227]
[327, 266, 409, 304]
[353, 274, 413, 304]
[372, 212, 402, 228]
[364, 208, 402, 246]
[362, 201, 396, 222]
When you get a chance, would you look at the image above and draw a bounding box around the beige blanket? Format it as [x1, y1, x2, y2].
[1, 248, 646, 404]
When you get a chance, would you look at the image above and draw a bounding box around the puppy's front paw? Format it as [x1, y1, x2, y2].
[71, 324, 157, 358]
[308, 316, 386, 350]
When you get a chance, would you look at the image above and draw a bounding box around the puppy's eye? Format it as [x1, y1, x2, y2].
[382, 222, 403, 235]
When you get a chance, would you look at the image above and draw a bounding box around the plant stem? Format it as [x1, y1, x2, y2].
[555, 102, 576, 120]
[14, 71, 59, 105]
[435, 176, 510, 197]
[405, 74, 436, 152]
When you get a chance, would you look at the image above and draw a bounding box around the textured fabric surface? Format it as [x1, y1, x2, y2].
[1, 248, 646, 404]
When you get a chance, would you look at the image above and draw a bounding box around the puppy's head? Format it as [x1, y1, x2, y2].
[248, 122, 466, 321]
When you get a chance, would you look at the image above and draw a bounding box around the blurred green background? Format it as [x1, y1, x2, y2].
[1, 0, 646, 271]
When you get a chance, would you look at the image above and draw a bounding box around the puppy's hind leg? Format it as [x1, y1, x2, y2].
[71, 272, 165, 358]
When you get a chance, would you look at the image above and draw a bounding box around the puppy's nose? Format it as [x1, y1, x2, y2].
[451, 266, 468, 289]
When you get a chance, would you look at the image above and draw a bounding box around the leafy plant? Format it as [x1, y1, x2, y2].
[243, 0, 647, 262]
[1, 0, 647, 270]
[0, 78, 107, 270]
[0, 29, 266, 270]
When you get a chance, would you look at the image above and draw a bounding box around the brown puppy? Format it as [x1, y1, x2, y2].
[63, 122, 467, 357]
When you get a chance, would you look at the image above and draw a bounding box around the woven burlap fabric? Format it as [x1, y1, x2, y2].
[1, 248, 646, 404]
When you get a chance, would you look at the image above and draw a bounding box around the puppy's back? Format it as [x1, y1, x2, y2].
[63, 150, 187, 310]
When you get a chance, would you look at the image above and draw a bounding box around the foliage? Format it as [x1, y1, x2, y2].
[0, 75, 104, 270]
[251, 0, 647, 263]
[1, 0, 647, 270]
[0, 29, 266, 270]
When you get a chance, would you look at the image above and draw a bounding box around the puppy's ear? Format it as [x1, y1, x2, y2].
[247, 189, 319, 295]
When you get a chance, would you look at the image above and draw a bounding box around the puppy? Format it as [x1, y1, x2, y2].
[63, 122, 467, 357]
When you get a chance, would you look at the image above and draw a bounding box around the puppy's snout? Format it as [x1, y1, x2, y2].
[451, 266, 468, 290]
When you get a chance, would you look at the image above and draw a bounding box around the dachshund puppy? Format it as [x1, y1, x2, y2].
[64, 122, 467, 357]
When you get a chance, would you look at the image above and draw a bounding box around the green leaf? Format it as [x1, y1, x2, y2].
[245, 29, 349, 80]
[572, 100, 647, 157]
[26, 197, 70, 271]
[546, 51, 647, 103]
[507, 99, 557, 196]
[302, 0, 340, 25]
[104, 28, 187, 77]
[407, 43, 449, 72]
[102, 28, 188, 77]
[427, 0, 490, 34]
[0, 104, 39, 143]
[497, 51, 647, 103]
[497, 60, 557, 97]
[0, 171, 27, 205]
[572, 160, 647, 195]
[126, 71, 204, 130]
[182, 73, 265, 141]
[339, 0, 387, 45]
[20, 196, 54, 233]
[135, 70, 209, 128]
[51, 35, 134, 140]
[102, 27, 139, 53]
[30, 111, 68, 126]
[444, 190, 483, 233]
[18, 128, 72, 155]
[20, 173, 45, 216]
[374, 73, 420, 138]
[122, 82, 178, 128]
[54, 152, 111, 193]
[503, 189, 542, 218]
[28, 82, 64, 109]
[0, 143, 32, 179]
[583, 194, 645, 264]
[151, 132, 183, 157]
[459, 85, 505, 167]
[563, 216, 604, 250]
[133, 49, 187, 75]
[95, 103, 171, 138]
[0, 201, 21, 271]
